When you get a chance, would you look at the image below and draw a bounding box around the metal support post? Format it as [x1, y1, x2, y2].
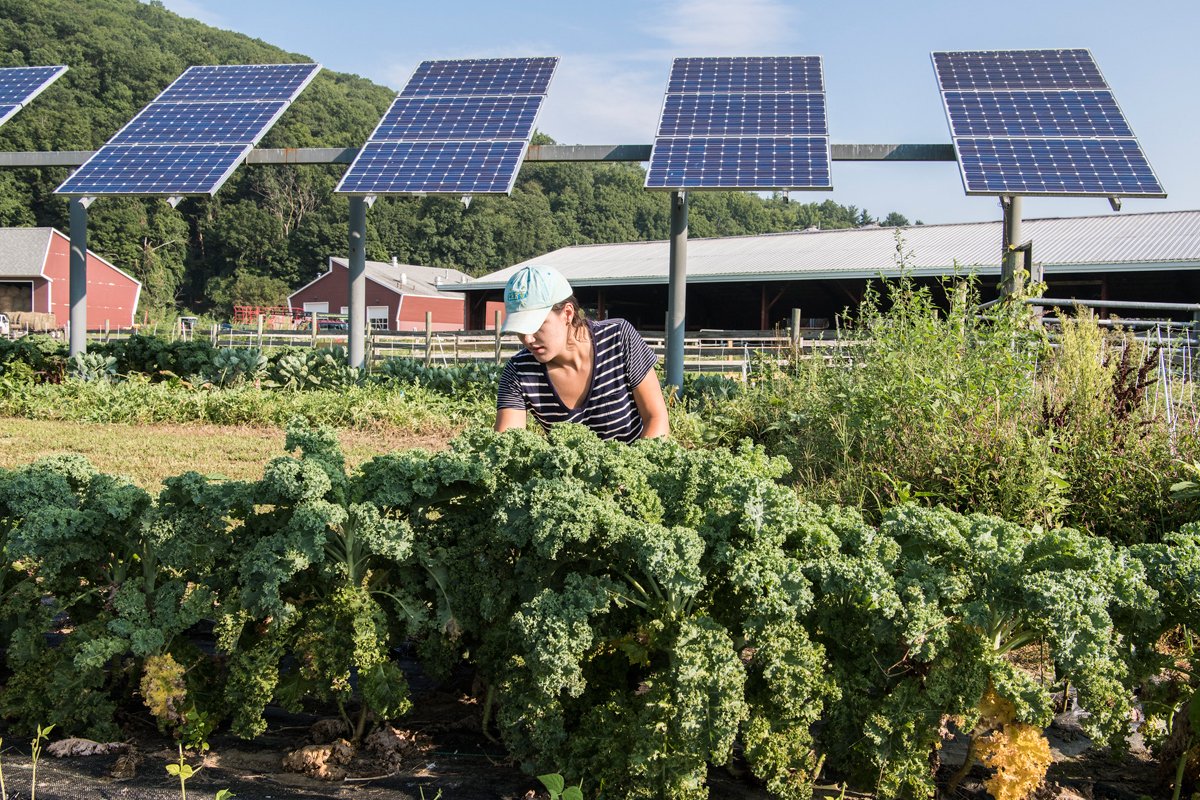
[347, 196, 368, 368]
[424, 311, 433, 368]
[494, 309, 503, 364]
[1000, 195, 1023, 298]
[666, 191, 688, 395]
[68, 196, 90, 357]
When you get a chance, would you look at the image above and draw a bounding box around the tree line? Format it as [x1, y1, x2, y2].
[0, 0, 915, 317]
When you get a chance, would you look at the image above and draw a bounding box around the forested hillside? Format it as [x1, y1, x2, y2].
[0, 0, 913, 317]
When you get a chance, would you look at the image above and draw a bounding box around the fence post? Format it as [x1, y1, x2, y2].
[494, 309, 503, 364]
[311, 313, 318, 348]
[256, 314, 264, 349]
[424, 311, 433, 368]
[210, 324, 217, 346]
[790, 308, 802, 345]
[365, 314, 373, 370]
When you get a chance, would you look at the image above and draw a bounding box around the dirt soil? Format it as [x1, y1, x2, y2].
[0, 689, 1175, 800]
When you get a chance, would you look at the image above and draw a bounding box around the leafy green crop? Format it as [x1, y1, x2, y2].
[0, 418, 1196, 798]
[801, 503, 1156, 797]
[0, 454, 216, 740]
[195, 421, 414, 740]
[357, 426, 837, 799]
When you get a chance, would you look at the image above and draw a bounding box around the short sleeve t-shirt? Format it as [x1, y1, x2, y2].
[497, 318, 658, 443]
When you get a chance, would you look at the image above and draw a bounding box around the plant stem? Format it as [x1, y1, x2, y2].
[481, 683, 497, 744]
[1171, 742, 1187, 800]
[353, 703, 369, 744]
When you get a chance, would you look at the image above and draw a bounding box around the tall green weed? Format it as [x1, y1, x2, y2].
[683, 275, 1200, 542]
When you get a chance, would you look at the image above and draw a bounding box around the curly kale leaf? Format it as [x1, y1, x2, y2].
[221, 613, 296, 739]
[567, 617, 748, 800]
[742, 619, 837, 800]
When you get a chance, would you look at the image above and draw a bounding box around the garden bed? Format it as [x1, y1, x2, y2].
[0, 693, 1166, 800]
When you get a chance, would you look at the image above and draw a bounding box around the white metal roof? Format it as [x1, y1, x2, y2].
[461, 209, 1200, 290]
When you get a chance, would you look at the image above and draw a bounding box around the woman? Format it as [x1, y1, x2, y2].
[495, 265, 669, 442]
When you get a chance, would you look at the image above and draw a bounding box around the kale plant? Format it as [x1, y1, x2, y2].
[801, 503, 1156, 797]
[0, 455, 217, 741]
[204, 421, 415, 741]
[358, 425, 837, 800]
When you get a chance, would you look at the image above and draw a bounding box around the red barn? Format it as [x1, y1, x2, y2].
[0, 227, 142, 329]
[289, 257, 486, 332]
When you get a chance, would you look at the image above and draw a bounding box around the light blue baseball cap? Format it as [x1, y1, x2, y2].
[502, 265, 574, 334]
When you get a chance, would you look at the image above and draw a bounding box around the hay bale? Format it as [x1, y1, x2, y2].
[9, 311, 59, 332]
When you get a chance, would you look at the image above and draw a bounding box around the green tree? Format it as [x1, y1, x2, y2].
[207, 272, 290, 315]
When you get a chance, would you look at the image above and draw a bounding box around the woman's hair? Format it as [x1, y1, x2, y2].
[552, 295, 587, 333]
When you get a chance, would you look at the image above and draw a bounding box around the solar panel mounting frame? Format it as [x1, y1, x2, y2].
[55, 63, 321, 198]
[0, 65, 68, 126]
[335, 56, 558, 197]
[931, 48, 1165, 199]
[645, 55, 833, 192]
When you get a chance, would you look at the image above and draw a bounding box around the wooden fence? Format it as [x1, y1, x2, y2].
[86, 319, 844, 374]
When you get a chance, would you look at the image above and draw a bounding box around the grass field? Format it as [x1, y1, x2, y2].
[0, 417, 457, 489]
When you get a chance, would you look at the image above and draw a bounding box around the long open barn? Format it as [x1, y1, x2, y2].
[456, 209, 1200, 331]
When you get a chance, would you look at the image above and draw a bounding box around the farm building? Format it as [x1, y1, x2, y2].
[455, 210, 1200, 331]
[288, 257, 504, 332]
[0, 227, 142, 329]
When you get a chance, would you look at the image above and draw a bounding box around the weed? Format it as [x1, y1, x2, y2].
[29, 724, 52, 800]
[538, 773, 584, 800]
[165, 743, 218, 800]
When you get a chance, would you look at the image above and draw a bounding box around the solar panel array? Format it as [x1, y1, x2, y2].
[645, 56, 831, 191]
[0, 65, 68, 126]
[56, 63, 320, 196]
[932, 49, 1164, 197]
[336, 57, 557, 195]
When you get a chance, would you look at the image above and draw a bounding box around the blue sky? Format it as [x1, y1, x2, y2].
[158, 0, 1198, 226]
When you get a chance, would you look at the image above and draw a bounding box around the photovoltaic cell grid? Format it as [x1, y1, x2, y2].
[0, 65, 68, 126]
[933, 49, 1164, 197]
[400, 58, 558, 98]
[646, 57, 832, 191]
[56, 63, 320, 196]
[337, 57, 558, 195]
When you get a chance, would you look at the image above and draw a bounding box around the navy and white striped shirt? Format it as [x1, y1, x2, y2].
[497, 318, 658, 443]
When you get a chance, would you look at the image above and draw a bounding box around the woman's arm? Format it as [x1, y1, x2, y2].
[632, 370, 670, 438]
[495, 406, 527, 433]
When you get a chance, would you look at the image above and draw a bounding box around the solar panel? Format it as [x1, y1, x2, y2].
[156, 64, 318, 102]
[0, 65, 67, 125]
[944, 91, 1131, 138]
[373, 96, 541, 141]
[110, 101, 288, 144]
[666, 56, 823, 93]
[933, 50, 1105, 91]
[646, 56, 832, 191]
[56, 63, 320, 197]
[56, 144, 249, 195]
[658, 94, 827, 137]
[337, 57, 557, 196]
[645, 137, 830, 189]
[337, 140, 526, 194]
[400, 58, 557, 97]
[933, 49, 1164, 197]
[957, 139, 1161, 195]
